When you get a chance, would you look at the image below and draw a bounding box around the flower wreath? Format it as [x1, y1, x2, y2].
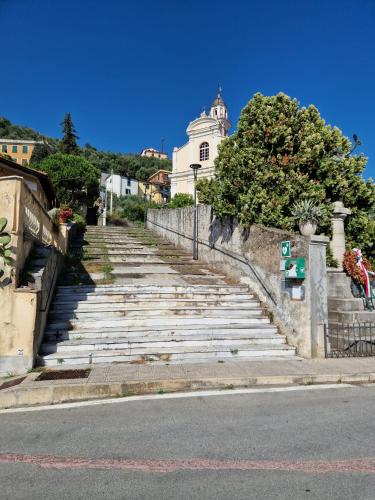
[343, 248, 374, 299]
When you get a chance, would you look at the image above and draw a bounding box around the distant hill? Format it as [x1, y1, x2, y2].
[0, 116, 172, 182]
[0, 116, 46, 140]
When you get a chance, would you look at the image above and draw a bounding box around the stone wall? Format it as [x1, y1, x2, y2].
[147, 205, 329, 358]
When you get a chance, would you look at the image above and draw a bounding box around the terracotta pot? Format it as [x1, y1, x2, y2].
[299, 221, 317, 236]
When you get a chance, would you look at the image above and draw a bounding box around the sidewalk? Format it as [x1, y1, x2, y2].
[2, 358, 375, 409]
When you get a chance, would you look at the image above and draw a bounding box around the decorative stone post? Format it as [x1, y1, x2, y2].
[330, 201, 351, 268]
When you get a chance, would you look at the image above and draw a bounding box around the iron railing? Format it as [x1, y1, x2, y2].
[325, 323, 375, 357]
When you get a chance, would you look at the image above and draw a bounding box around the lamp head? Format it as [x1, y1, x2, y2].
[189, 163, 202, 171]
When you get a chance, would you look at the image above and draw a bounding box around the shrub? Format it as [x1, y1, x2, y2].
[116, 195, 159, 222]
[72, 213, 86, 230]
[167, 193, 194, 209]
[107, 213, 128, 226]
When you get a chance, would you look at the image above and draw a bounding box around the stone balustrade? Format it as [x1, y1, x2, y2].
[0, 176, 69, 287]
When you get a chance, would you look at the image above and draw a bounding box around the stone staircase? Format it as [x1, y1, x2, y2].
[40, 225, 296, 367]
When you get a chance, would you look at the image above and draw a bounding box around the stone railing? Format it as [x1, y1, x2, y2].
[0, 176, 69, 287]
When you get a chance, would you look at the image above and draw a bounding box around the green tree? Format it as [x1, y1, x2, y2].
[81, 145, 172, 181]
[60, 113, 79, 154]
[30, 141, 58, 164]
[197, 92, 375, 261]
[37, 153, 99, 208]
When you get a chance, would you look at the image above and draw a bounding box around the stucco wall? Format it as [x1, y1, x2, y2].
[147, 205, 329, 358]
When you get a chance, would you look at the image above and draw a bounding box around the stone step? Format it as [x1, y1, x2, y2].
[328, 310, 375, 323]
[45, 325, 279, 341]
[328, 297, 365, 312]
[48, 306, 265, 320]
[47, 316, 271, 332]
[84, 260, 202, 266]
[50, 298, 259, 311]
[87, 257, 194, 263]
[41, 333, 287, 354]
[52, 293, 255, 304]
[41, 344, 296, 366]
[327, 271, 354, 299]
[55, 284, 250, 294]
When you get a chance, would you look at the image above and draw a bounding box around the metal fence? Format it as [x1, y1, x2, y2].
[325, 323, 375, 357]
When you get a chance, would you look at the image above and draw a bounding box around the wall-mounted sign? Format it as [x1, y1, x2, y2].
[284, 257, 305, 279]
[281, 241, 291, 258]
[281, 279, 305, 300]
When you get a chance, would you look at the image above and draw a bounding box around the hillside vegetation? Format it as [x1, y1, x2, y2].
[0, 116, 171, 181]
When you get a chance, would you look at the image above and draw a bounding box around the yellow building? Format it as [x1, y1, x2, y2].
[139, 169, 172, 203]
[0, 139, 43, 166]
[141, 148, 168, 160]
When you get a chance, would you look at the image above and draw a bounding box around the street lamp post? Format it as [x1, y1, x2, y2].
[144, 182, 150, 228]
[189, 163, 201, 260]
[110, 168, 114, 215]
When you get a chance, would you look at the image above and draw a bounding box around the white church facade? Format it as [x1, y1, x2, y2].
[170, 89, 230, 197]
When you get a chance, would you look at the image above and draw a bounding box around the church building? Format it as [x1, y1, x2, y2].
[170, 88, 230, 197]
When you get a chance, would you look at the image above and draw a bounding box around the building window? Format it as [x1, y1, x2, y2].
[127, 178, 131, 186]
[125, 188, 131, 195]
[22, 145, 28, 154]
[199, 142, 209, 161]
[12, 145, 18, 153]
[1, 144, 7, 153]
[22, 159, 28, 166]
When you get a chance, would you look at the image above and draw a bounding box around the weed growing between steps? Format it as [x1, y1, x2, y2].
[59, 232, 115, 285]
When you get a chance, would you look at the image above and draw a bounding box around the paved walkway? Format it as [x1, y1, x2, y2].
[27, 357, 375, 385]
[2, 357, 375, 409]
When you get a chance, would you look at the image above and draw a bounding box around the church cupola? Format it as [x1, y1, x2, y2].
[209, 86, 230, 136]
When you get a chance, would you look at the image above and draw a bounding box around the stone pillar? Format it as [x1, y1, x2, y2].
[309, 235, 330, 358]
[331, 201, 351, 268]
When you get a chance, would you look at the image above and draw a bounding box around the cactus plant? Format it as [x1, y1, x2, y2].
[0, 217, 13, 285]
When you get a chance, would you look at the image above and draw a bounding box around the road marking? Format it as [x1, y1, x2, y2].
[0, 453, 374, 474]
[0, 383, 353, 414]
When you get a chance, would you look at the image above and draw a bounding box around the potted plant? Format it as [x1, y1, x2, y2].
[58, 205, 73, 224]
[291, 199, 324, 236]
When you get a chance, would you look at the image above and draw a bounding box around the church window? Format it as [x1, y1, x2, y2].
[200, 142, 209, 161]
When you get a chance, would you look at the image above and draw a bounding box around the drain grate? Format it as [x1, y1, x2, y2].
[37, 369, 91, 381]
[0, 376, 26, 391]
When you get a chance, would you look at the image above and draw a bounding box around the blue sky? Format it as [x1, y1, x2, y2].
[1, 0, 374, 177]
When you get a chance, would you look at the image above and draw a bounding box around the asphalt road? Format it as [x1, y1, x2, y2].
[1, 385, 375, 499]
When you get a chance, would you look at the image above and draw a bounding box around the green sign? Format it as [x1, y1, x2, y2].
[285, 258, 305, 279]
[281, 241, 291, 258]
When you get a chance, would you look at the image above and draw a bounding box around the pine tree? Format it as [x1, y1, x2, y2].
[60, 113, 79, 154]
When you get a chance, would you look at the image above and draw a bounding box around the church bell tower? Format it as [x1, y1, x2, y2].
[209, 86, 231, 136]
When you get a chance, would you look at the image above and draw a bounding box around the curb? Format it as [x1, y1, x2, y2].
[1, 373, 374, 410]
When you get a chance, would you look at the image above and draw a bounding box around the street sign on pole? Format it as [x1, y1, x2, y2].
[281, 241, 291, 258]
